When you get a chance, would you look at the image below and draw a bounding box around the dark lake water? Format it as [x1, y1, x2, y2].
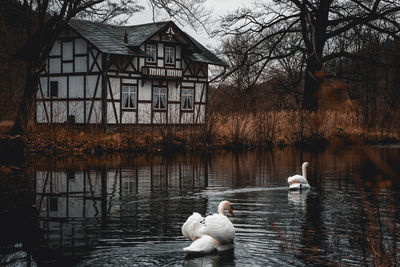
[1, 146, 400, 266]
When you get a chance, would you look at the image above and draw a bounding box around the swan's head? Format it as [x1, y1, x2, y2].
[302, 162, 310, 168]
[218, 200, 235, 217]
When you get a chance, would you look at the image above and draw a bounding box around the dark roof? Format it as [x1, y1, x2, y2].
[186, 35, 227, 67]
[68, 20, 227, 66]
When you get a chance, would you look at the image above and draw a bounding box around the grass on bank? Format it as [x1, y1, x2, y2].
[1, 109, 398, 155]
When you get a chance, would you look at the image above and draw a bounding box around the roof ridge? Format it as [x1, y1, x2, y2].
[69, 18, 171, 29]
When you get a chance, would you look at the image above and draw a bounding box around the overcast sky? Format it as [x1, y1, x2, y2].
[129, 0, 250, 49]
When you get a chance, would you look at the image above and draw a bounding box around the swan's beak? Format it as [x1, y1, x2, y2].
[229, 207, 235, 217]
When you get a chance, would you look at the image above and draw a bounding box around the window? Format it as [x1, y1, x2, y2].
[181, 89, 194, 110]
[165, 46, 175, 65]
[49, 197, 58, 211]
[146, 44, 157, 63]
[153, 87, 167, 110]
[122, 85, 137, 109]
[50, 81, 58, 98]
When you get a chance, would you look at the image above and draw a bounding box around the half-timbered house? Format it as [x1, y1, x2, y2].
[36, 20, 226, 125]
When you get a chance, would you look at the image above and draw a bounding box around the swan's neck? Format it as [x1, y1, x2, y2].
[218, 206, 226, 215]
[218, 202, 228, 216]
[302, 164, 307, 179]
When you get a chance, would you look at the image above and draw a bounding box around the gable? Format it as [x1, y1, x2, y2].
[68, 19, 227, 67]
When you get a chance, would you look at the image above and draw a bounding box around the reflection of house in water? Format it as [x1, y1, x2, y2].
[35, 162, 207, 256]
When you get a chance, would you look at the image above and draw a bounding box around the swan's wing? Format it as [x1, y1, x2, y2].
[288, 175, 309, 185]
[182, 212, 204, 240]
[201, 214, 235, 245]
[183, 235, 219, 254]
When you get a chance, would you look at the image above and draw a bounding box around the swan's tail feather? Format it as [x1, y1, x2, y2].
[183, 235, 219, 254]
[182, 212, 204, 241]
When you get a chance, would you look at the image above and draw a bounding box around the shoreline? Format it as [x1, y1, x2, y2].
[1, 127, 399, 159]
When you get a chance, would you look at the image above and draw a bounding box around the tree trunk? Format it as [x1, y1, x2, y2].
[302, 1, 331, 111]
[9, 61, 40, 135]
[303, 55, 322, 111]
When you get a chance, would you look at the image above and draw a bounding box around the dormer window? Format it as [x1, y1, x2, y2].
[146, 44, 157, 63]
[165, 46, 175, 65]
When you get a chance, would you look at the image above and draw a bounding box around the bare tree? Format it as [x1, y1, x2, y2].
[221, 33, 263, 94]
[219, 0, 400, 111]
[10, 0, 208, 135]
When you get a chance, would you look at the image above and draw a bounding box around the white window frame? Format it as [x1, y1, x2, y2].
[165, 46, 175, 65]
[181, 89, 194, 110]
[153, 87, 167, 110]
[146, 44, 157, 63]
[122, 85, 137, 109]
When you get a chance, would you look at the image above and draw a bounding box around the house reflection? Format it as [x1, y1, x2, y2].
[34, 161, 208, 256]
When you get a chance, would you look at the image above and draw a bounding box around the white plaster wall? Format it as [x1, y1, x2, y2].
[52, 101, 67, 123]
[157, 59, 164, 68]
[108, 78, 120, 100]
[63, 62, 73, 73]
[194, 105, 206, 124]
[121, 111, 136, 124]
[125, 58, 137, 72]
[89, 50, 102, 72]
[168, 81, 179, 101]
[50, 40, 61, 56]
[75, 38, 87, 54]
[75, 57, 87, 72]
[68, 101, 84, 123]
[86, 101, 102, 123]
[176, 46, 181, 59]
[133, 57, 139, 71]
[69, 76, 84, 98]
[195, 83, 205, 102]
[87, 75, 101, 98]
[158, 43, 164, 57]
[109, 63, 117, 71]
[168, 104, 180, 124]
[38, 77, 48, 98]
[139, 58, 145, 70]
[49, 58, 61, 73]
[36, 101, 48, 123]
[62, 41, 73, 61]
[138, 82, 151, 101]
[138, 103, 151, 124]
[181, 112, 193, 124]
[107, 102, 120, 124]
[153, 112, 166, 124]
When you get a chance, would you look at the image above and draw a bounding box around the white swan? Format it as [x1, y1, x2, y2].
[288, 162, 310, 190]
[181, 200, 235, 254]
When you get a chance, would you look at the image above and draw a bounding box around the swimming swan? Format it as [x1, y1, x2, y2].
[288, 162, 310, 190]
[181, 200, 235, 254]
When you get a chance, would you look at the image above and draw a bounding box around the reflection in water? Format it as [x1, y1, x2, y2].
[0, 147, 399, 266]
[287, 190, 310, 209]
[183, 249, 235, 267]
